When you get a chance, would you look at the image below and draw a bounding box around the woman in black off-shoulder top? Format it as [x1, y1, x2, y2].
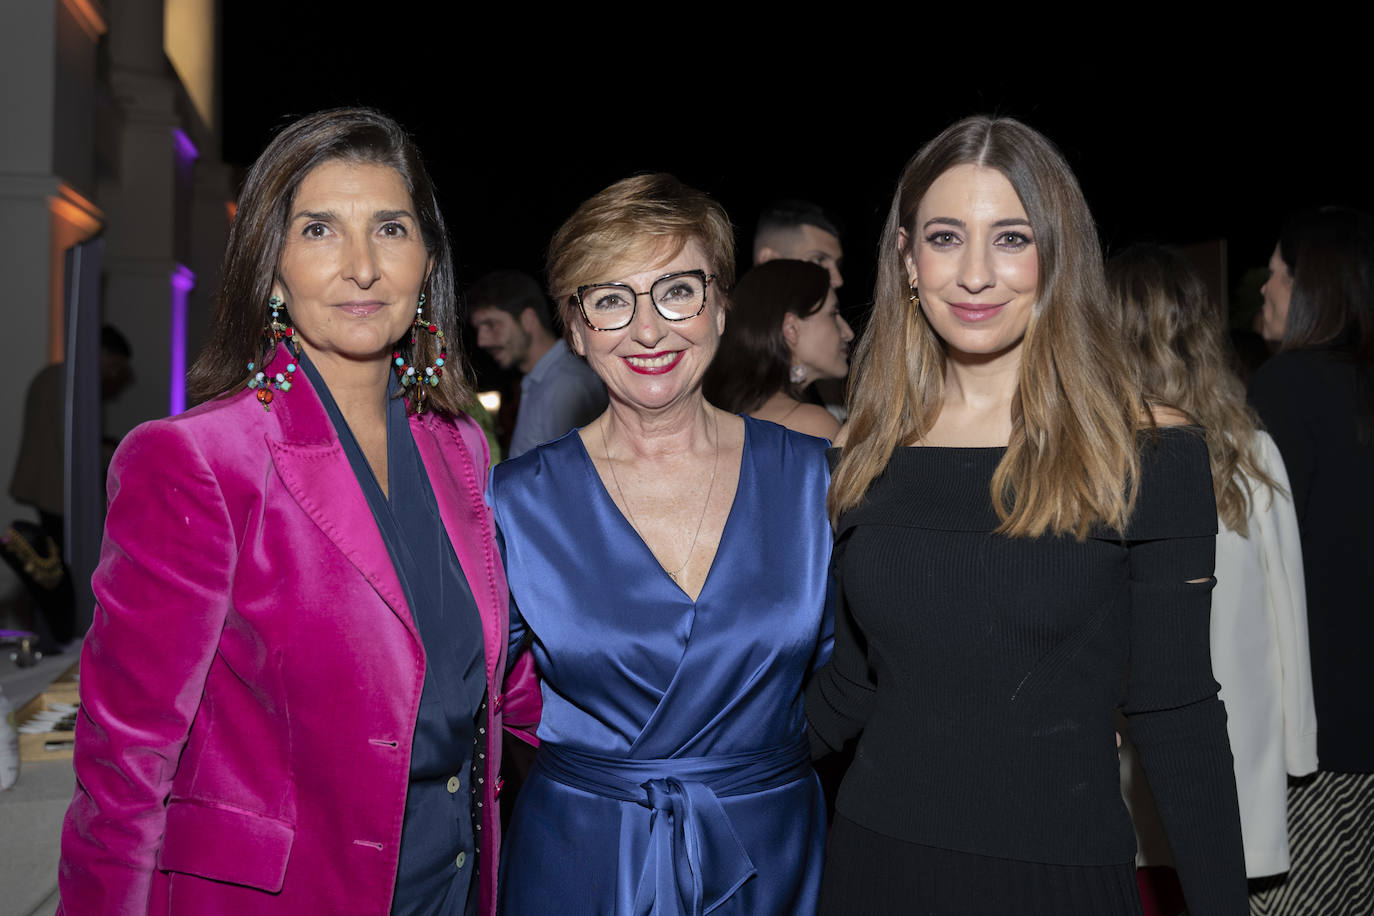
[809, 116, 1247, 916]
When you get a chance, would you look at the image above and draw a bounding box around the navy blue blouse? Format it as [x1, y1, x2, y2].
[301, 354, 486, 915]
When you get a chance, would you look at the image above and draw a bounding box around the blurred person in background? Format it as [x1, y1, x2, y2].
[1108, 243, 1317, 913]
[703, 259, 852, 439]
[1248, 206, 1374, 915]
[467, 269, 605, 458]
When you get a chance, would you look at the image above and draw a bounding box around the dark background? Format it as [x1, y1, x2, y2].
[221, 18, 1366, 388]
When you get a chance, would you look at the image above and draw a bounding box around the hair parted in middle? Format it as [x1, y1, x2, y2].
[546, 172, 735, 341]
[702, 259, 830, 414]
[830, 115, 1144, 538]
[186, 107, 470, 416]
[1107, 244, 1283, 536]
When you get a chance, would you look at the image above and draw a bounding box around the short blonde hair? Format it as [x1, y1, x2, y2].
[547, 173, 735, 334]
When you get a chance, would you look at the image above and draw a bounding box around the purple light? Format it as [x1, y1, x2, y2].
[172, 128, 199, 165]
[169, 265, 195, 415]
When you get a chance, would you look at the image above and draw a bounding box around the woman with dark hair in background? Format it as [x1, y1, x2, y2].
[702, 258, 852, 438]
[492, 173, 832, 915]
[1107, 244, 1317, 910]
[58, 109, 511, 915]
[1248, 206, 1374, 915]
[808, 117, 1247, 914]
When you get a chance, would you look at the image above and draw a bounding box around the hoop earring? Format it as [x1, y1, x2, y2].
[789, 364, 807, 386]
[393, 291, 448, 393]
[247, 295, 297, 411]
[908, 284, 920, 306]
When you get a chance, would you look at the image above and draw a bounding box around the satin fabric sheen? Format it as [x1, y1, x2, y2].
[491, 417, 833, 916]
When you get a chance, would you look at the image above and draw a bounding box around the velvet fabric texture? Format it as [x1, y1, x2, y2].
[57, 344, 512, 915]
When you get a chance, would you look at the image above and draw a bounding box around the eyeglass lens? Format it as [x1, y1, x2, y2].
[581, 273, 706, 330]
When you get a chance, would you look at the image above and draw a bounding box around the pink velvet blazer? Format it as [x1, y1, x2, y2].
[58, 353, 511, 915]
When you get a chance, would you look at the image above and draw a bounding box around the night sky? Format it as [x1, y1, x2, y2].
[220, 18, 1365, 385]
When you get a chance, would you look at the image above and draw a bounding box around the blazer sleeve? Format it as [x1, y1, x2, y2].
[59, 420, 237, 914]
[1252, 432, 1319, 775]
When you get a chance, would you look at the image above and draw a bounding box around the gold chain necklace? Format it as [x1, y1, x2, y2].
[599, 411, 720, 584]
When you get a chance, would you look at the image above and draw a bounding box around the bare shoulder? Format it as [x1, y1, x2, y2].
[786, 404, 842, 441]
[1144, 404, 1196, 428]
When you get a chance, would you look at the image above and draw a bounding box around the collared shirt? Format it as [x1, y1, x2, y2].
[299, 354, 485, 916]
[509, 340, 607, 458]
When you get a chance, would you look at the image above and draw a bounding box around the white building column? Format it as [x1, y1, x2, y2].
[0, 1, 105, 604]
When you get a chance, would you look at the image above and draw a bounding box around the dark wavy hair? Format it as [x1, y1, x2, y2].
[187, 107, 470, 414]
[702, 259, 829, 413]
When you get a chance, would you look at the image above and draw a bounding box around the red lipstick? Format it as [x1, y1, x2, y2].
[622, 350, 684, 375]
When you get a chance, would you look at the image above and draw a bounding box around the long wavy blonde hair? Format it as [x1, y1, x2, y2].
[829, 116, 1142, 539]
[1107, 244, 1281, 535]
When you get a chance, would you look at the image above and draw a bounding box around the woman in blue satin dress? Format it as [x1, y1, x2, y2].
[491, 173, 833, 916]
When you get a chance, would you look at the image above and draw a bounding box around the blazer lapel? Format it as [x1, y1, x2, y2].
[263, 345, 419, 642]
[409, 413, 507, 682]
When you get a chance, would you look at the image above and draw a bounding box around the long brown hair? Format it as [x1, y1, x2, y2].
[187, 107, 471, 414]
[1108, 244, 1281, 535]
[830, 116, 1141, 539]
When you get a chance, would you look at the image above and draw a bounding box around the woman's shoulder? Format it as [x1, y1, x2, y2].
[743, 413, 833, 462]
[115, 389, 264, 464]
[1251, 347, 1352, 394]
[783, 403, 842, 441]
[1127, 424, 1217, 540]
[490, 427, 585, 492]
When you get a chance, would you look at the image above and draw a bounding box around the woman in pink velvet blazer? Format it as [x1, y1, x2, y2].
[58, 109, 513, 915]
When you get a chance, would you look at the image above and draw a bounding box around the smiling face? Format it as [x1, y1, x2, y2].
[568, 237, 725, 415]
[901, 164, 1039, 365]
[1259, 244, 1293, 342]
[273, 160, 432, 372]
[785, 289, 854, 381]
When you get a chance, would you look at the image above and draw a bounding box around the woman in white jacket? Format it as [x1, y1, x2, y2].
[1107, 245, 1318, 906]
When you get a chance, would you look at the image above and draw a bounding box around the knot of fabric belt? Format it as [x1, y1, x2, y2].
[534, 738, 809, 916]
[639, 777, 679, 813]
[630, 776, 751, 916]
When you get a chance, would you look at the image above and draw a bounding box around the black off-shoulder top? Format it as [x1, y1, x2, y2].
[806, 428, 1247, 915]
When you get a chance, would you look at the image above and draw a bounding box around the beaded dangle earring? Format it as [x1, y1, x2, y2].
[246, 295, 298, 411]
[392, 292, 448, 405]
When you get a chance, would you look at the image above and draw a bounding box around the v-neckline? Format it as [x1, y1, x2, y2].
[576, 417, 751, 604]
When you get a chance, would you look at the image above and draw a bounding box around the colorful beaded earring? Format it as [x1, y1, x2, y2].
[246, 295, 297, 411]
[392, 292, 447, 394]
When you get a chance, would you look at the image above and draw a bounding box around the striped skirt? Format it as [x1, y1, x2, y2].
[1250, 770, 1374, 916]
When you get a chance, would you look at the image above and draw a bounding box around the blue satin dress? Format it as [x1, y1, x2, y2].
[490, 416, 833, 916]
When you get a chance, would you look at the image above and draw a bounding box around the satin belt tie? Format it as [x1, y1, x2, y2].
[535, 737, 812, 916]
